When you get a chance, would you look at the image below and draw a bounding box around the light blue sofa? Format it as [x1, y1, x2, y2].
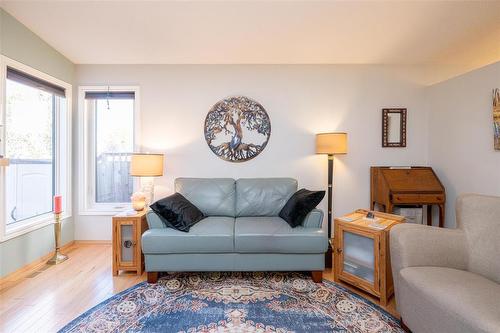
[142, 178, 328, 283]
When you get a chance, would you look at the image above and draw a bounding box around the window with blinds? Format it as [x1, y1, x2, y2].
[80, 87, 138, 212]
[7, 66, 66, 97]
[1, 60, 71, 238]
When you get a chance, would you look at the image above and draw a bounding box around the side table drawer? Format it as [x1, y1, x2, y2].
[392, 193, 444, 204]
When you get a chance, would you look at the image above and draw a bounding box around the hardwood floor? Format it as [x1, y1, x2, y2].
[0, 244, 398, 333]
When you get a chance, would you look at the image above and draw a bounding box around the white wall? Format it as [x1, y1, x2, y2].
[75, 65, 429, 240]
[428, 62, 500, 227]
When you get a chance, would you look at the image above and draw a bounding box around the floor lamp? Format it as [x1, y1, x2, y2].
[316, 132, 348, 268]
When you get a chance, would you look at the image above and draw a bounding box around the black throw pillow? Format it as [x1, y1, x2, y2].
[150, 193, 205, 232]
[279, 189, 325, 228]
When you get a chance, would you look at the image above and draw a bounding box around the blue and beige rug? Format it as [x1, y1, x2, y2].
[59, 272, 403, 332]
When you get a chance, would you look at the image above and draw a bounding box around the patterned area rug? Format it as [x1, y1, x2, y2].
[59, 272, 403, 333]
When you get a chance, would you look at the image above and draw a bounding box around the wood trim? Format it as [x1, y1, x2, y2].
[0, 241, 75, 286]
[74, 240, 112, 245]
[354, 209, 405, 221]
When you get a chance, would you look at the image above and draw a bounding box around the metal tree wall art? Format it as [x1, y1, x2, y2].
[204, 96, 271, 162]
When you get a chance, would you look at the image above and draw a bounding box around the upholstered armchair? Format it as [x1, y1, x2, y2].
[390, 194, 500, 333]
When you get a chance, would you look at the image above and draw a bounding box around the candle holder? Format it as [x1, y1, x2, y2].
[47, 213, 68, 265]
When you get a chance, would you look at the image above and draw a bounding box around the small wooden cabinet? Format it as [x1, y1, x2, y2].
[112, 210, 148, 276]
[333, 209, 404, 305]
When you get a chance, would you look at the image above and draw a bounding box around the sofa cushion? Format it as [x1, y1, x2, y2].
[141, 216, 235, 254]
[235, 178, 297, 217]
[279, 189, 325, 227]
[234, 216, 328, 253]
[150, 193, 205, 232]
[175, 178, 235, 217]
[399, 266, 500, 333]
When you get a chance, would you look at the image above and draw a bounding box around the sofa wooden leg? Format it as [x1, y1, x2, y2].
[311, 271, 323, 283]
[147, 272, 159, 283]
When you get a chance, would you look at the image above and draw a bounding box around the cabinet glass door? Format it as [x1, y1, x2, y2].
[338, 225, 380, 293]
[343, 231, 375, 283]
[117, 221, 136, 266]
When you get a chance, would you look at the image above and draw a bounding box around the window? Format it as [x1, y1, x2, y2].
[79, 87, 139, 214]
[0, 57, 72, 240]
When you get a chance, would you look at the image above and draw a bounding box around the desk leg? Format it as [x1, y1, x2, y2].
[438, 204, 445, 228]
[427, 205, 433, 226]
[386, 203, 393, 214]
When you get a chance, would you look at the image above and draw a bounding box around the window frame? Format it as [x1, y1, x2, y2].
[78, 85, 140, 215]
[0, 56, 72, 242]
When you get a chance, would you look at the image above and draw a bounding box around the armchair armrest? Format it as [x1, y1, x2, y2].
[146, 211, 167, 229]
[390, 224, 468, 273]
[302, 208, 324, 228]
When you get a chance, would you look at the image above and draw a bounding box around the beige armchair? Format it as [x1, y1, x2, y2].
[390, 194, 500, 333]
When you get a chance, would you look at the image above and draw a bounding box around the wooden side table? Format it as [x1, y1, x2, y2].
[112, 210, 148, 276]
[333, 209, 404, 305]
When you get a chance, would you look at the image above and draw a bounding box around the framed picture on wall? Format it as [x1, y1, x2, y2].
[382, 108, 407, 147]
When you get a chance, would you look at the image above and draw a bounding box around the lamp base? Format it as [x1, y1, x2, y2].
[140, 177, 155, 205]
[47, 251, 68, 265]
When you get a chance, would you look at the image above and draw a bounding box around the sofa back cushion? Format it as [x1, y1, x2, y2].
[236, 178, 297, 217]
[175, 178, 235, 217]
[456, 193, 500, 284]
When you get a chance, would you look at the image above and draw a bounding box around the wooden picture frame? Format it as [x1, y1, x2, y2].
[382, 108, 407, 147]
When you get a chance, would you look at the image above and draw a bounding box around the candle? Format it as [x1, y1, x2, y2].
[54, 195, 62, 214]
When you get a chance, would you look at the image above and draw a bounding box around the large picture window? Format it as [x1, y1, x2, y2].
[0, 57, 72, 240]
[79, 87, 139, 214]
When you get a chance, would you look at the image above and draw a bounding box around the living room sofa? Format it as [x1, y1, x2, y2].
[142, 178, 328, 283]
[390, 194, 500, 333]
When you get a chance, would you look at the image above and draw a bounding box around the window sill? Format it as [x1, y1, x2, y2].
[1, 213, 72, 243]
[78, 211, 127, 216]
[79, 204, 132, 216]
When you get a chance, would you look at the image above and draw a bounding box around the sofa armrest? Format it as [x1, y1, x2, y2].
[146, 211, 166, 229]
[390, 224, 468, 273]
[302, 209, 324, 228]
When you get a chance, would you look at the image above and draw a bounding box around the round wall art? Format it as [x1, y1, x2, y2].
[204, 96, 271, 162]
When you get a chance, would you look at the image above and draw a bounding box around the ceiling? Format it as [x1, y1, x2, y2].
[1, 1, 499, 66]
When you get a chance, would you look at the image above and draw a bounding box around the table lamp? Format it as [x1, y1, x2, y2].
[130, 153, 164, 207]
[316, 132, 348, 268]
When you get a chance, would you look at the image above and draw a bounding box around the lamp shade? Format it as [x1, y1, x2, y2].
[316, 133, 348, 155]
[130, 153, 164, 177]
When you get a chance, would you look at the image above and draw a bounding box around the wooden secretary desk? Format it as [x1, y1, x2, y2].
[370, 166, 446, 227]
